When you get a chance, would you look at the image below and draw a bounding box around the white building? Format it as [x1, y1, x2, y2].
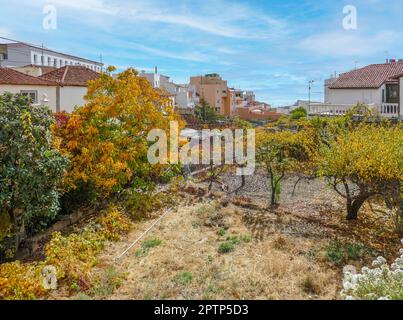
[320, 61, 403, 118]
[0, 41, 103, 72]
[140, 69, 199, 111]
[0, 66, 99, 113]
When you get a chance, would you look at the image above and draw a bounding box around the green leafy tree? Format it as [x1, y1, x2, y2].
[0, 93, 69, 252]
[290, 107, 307, 120]
[195, 99, 218, 123]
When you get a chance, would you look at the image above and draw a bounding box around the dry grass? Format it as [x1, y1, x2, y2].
[97, 201, 341, 300]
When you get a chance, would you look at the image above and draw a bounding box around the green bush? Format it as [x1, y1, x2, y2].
[0, 93, 69, 252]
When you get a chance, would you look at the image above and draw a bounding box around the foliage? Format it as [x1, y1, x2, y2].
[135, 238, 162, 257]
[290, 107, 307, 120]
[325, 241, 370, 265]
[0, 93, 69, 252]
[341, 240, 403, 300]
[0, 261, 46, 300]
[256, 127, 317, 205]
[318, 124, 402, 220]
[194, 99, 219, 122]
[218, 236, 241, 254]
[0, 206, 132, 299]
[121, 187, 164, 221]
[173, 271, 193, 285]
[97, 206, 132, 241]
[53, 67, 183, 196]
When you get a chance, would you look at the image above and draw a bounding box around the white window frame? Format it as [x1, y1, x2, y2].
[20, 90, 38, 104]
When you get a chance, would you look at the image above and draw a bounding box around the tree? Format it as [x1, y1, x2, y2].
[290, 107, 307, 120]
[194, 99, 218, 123]
[318, 124, 402, 221]
[54, 67, 183, 196]
[256, 128, 316, 206]
[0, 93, 68, 252]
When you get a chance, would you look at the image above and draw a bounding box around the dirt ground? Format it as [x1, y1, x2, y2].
[80, 174, 400, 300]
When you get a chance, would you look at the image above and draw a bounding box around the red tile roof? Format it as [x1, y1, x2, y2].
[40, 66, 100, 86]
[330, 63, 403, 89]
[0, 67, 56, 86]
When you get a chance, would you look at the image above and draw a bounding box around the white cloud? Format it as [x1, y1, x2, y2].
[0, 27, 13, 38]
[29, 0, 286, 39]
[299, 30, 399, 57]
[129, 43, 210, 63]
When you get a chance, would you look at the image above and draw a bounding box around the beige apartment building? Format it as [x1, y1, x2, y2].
[190, 74, 230, 115]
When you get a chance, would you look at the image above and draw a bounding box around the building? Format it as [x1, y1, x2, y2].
[10, 64, 57, 77]
[235, 107, 281, 122]
[0, 66, 99, 113]
[0, 67, 57, 108]
[190, 74, 229, 115]
[39, 65, 99, 112]
[0, 41, 103, 72]
[321, 60, 403, 117]
[140, 69, 198, 112]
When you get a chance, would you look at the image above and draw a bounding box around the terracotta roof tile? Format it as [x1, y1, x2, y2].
[40, 66, 100, 86]
[0, 67, 56, 86]
[330, 63, 403, 89]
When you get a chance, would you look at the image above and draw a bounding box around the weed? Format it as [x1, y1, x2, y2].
[136, 238, 162, 257]
[173, 271, 193, 286]
[217, 228, 226, 237]
[240, 235, 252, 243]
[90, 267, 123, 298]
[325, 242, 345, 265]
[301, 275, 321, 295]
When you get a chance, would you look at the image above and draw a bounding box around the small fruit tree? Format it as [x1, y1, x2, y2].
[0, 93, 68, 252]
[256, 127, 317, 206]
[318, 124, 402, 221]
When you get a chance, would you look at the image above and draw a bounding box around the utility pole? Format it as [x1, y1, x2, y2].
[308, 80, 315, 115]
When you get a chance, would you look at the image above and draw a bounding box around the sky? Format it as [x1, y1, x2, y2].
[1, 0, 403, 106]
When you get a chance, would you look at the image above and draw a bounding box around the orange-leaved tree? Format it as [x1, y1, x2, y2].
[54, 67, 183, 196]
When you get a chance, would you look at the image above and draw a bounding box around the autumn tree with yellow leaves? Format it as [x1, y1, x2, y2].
[54, 67, 183, 197]
[318, 124, 402, 222]
[256, 127, 317, 206]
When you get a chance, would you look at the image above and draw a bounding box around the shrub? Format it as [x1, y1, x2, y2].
[97, 206, 131, 241]
[0, 93, 69, 253]
[0, 261, 45, 300]
[341, 240, 403, 300]
[0, 206, 132, 299]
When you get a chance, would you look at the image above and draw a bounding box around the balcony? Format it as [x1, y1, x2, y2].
[380, 103, 400, 118]
[308, 104, 354, 116]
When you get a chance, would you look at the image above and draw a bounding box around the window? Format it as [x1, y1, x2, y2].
[33, 54, 38, 64]
[47, 57, 51, 66]
[386, 84, 399, 103]
[59, 59, 63, 67]
[20, 90, 38, 104]
[53, 58, 57, 67]
[41, 55, 44, 65]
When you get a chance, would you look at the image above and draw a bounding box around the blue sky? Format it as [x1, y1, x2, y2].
[1, 0, 403, 106]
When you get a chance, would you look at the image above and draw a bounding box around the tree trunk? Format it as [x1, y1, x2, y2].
[346, 196, 367, 220]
